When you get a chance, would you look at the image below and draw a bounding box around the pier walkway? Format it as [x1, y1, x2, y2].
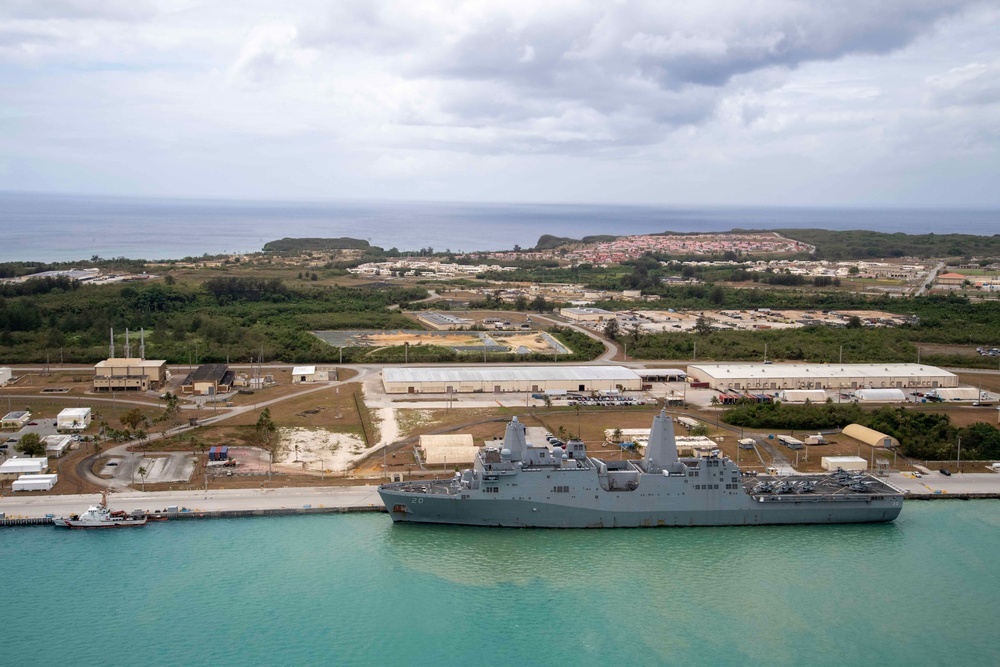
[0, 485, 387, 524]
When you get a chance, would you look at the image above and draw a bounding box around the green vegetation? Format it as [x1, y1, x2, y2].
[16, 432, 45, 457]
[534, 234, 618, 250]
[262, 237, 372, 252]
[721, 401, 1000, 460]
[334, 326, 603, 364]
[624, 294, 999, 367]
[0, 277, 426, 364]
[778, 228, 1000, 260]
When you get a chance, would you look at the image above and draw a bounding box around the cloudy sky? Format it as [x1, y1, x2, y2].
[1, 0, 998, 206]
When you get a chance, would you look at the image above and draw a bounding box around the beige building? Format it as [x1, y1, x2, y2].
[291, 366, 336, 383]
[383, 366, 642, 394]
[842, 424, 900, 449]
[558, 307, 614, 323]
[687, 363, 957, 392]
[419, 434, 478, 466]
[2, 410, 31, 430]
[94, 358, 167, 392]
[181, 364, 235, 395]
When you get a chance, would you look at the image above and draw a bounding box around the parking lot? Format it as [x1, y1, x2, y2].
[2, 418, 61, 456]
[100, 452, 194, 485]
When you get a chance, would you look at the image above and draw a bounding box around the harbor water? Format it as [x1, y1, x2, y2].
[1, 501, 999, 666]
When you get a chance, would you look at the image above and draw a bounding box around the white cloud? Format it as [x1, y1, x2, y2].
[0, 0, 997, 205]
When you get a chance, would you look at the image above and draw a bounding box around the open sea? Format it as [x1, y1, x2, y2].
[1, 502, 999, 666]
[0, 191, 998, 263]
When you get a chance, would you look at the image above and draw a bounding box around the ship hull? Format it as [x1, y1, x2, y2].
[53, 518, 147, 529]
[378, 489, 902, 528]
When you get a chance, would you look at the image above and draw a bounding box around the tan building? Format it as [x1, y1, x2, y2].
[94, 358, 167, 392]
[936, 272, 967, 286]
[842, 424, 900, 449]
[558, 307, 614, 323]
[181, 364, 235, 395]
[383, 366, 642, 394]
[687, 363, 957, 392]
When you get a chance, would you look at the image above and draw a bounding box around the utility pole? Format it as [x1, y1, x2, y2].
[957, 436, 961, 472]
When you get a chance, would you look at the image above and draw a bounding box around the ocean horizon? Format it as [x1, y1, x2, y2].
[1, 190, 998, 264]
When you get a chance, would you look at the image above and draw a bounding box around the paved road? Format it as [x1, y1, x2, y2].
[888, 471, 1000, 496]
[915, 261, 945, 296]
[0, 485, 386, 518]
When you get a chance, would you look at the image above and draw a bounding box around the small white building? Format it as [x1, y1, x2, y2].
[43, 434, 73, 457]
[0, 367, 11, 386]
[776, 389, 828, 403]
[854, 388, 906, 403]
[57, 407, 92, 431]
[12, 473, 58, 492]
[821, 456, 868, 472]
[291, 366, 335, 384]
[1, 410, 31, 430]
[930, 387, 980, 401]
[0, 457, 48, 479]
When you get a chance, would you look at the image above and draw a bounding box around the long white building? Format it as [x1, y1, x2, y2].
[687, 363, 957, 392]
[383, 366, 642, 394]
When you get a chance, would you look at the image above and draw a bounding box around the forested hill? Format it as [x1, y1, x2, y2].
[775, 229, 1000, 260]
[534, 234, 619, 250]
[263, 237, 373, 252]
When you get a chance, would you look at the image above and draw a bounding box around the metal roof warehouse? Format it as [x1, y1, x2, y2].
[686, 363, 958, 391]
[382, 366, 642, 394]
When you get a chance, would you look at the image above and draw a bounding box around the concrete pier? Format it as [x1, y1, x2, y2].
[0, 486, 387, 526]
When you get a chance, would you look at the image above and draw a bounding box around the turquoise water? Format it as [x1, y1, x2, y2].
[2, 503, 999, 666]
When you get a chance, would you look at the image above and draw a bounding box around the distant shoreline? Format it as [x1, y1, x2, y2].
[1, 190, 998, 263]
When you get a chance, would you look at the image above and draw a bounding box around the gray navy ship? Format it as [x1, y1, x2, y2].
[378, 410, 905, 528]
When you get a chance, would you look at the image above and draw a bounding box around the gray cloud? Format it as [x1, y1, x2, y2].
[288, 1, 980, 153]
[0, 0, 997, 206]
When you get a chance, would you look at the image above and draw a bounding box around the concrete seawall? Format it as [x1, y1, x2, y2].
[0, 485, 387, 526]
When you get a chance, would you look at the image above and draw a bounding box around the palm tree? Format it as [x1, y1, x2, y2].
[137, 465, 147, 492]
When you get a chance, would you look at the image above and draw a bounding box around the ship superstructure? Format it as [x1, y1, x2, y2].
[378, 410, 904, 528]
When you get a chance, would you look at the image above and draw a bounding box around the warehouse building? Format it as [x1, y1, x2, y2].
[382, 366, 642, 394]
[686, 363, 957, 392]
[57, 407, 92, 431]
[416, 312, 474, 330]
[636, 368, 687, 383]
[558, 307, 615, 323]
[0, 367, 11, 386]
[94, 358, 168, 392]
[181, 364, 235, 395]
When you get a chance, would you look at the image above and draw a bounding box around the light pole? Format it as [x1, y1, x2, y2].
[957, 436, 961, 472]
